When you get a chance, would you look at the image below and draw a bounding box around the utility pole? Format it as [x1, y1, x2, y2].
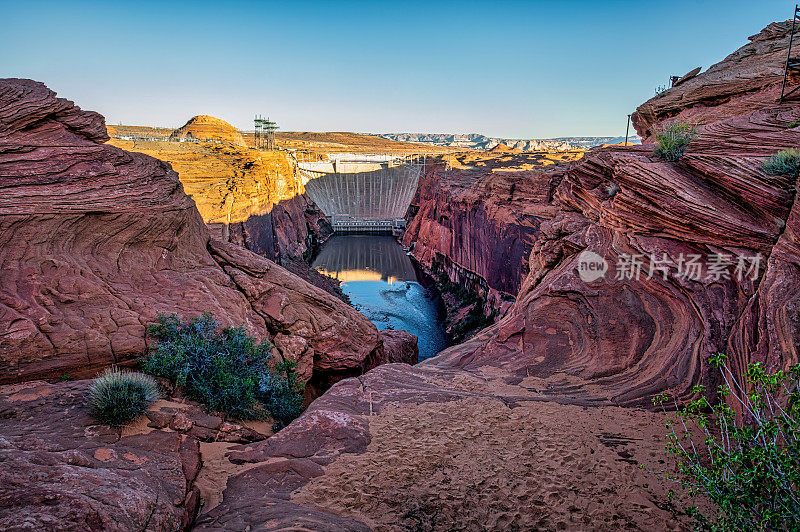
[781, 4, 800, 103]
[625, 114, 632, 146]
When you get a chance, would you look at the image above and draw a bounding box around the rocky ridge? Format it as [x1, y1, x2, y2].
[377, 132, 641, 151]
[108, 137, 332, 263]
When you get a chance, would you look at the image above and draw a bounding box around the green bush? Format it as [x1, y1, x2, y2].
[142, 313, 303, 425]
[763, 149, 800, 178]
[653, 353, 800, 530]
[654, 121, 697, 162]
[87, 368, 160, 426]
[259, 359, 304, 429]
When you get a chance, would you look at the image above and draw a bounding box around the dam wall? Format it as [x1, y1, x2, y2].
[296, 155, 423, 232]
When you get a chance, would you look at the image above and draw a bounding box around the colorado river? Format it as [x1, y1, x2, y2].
[311, 234, 449, 360]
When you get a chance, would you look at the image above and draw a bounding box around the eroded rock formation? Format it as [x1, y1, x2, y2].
[0, 79, 390, 390]
[405, 22, 800, 406]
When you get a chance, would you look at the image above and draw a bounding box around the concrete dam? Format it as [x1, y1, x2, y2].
[294, 153, 424, 233]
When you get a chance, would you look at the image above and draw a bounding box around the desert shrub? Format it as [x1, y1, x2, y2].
[655, 84, 669, 97]
[604, 181, 621, 198]
[763, 149, 800, 178]
[258, 359, 304, 430]
[653, 353, 800, 530]
[87, 368, 160, 426]
[654, 121, 697, 162]
[142, 313, 303, 424]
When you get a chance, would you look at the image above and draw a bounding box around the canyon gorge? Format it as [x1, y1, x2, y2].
[1, 17, 799, 532]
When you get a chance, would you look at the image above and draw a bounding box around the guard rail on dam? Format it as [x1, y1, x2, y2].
[293, 153, 425, 234]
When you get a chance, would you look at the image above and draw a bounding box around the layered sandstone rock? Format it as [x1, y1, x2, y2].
[0, 380, 202, 530]
[169, 115, 246, 146]
[633, 22, 797, 141]
[0, 378, 276, 530]
[0, 79, 385, 389]
[427, 21, 800, 406]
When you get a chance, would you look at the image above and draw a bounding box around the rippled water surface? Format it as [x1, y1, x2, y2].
[312, 234, 449, 360]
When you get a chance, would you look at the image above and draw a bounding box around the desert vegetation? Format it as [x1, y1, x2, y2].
[763, 148, 800, 178]
[87, 368, 160, 426]
[653, 353, 800, 530]
[653, 121, 697, 162]
[142, 313, 303, 428]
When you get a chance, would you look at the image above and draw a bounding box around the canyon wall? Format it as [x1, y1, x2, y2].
[0, 79, 397, 390]
[403, 151, 583, 333]
[426, 21, 800, 406]
[108, 138, 331, 264]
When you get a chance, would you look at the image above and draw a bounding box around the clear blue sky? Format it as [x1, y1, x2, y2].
[1, 0, 791, 138]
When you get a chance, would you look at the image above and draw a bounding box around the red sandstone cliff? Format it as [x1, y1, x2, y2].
[426, 21, 800, 406]
[0, 79, 394, 390]
[402, 151, 583, 335]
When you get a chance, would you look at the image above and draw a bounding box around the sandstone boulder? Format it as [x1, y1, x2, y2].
[378, 329, 419, 365]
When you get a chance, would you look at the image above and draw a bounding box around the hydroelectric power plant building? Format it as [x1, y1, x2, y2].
[294, 153, 424, 234]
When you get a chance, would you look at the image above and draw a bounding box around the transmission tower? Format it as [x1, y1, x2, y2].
[254, 115, 279, 150]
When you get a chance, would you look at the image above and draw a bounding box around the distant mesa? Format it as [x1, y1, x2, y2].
[169, 115, 246, 146]
[375, 132, 641, 151]
[488, 142, 522, 154]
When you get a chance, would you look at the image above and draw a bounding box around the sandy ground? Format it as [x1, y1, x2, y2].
[194, 441, 271, 512]
[118, 398, 274, 513]
[293, 398, 695, 531]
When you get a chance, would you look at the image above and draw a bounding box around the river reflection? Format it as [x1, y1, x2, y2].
[312, 234, 449, 360]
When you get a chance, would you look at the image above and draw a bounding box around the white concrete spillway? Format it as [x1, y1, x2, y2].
[294, 153, 424, 233]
